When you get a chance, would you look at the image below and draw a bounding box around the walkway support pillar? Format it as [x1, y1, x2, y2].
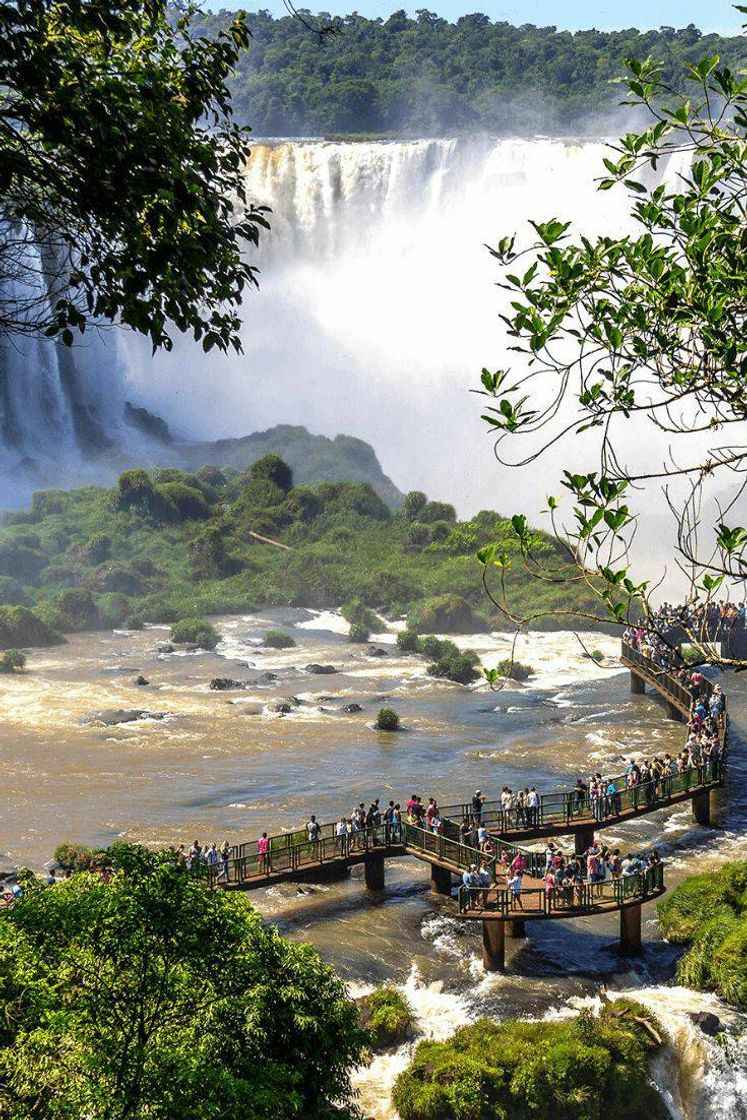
[575, 825, 595, 856]
[507, 919, 526, 939]
[630, 671, 646, 696]
[430, 863, 452, 896]
[692, 788, 712, 827]
[482, 920, 506, 972]
[620, 903, 642, 954]
[364, 851, 385, 891]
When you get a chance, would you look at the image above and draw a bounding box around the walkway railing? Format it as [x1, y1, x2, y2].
[439, 758, 724, 837]
[207, 823, 402, 886]
[620, 641, 714, 713]
[458, 863, 665, 917]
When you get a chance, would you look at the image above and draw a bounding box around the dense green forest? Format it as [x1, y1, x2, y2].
[190, 10, 747, 135]
[0, 456, 602, 646]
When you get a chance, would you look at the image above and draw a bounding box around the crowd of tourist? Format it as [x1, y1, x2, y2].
[647, 599, 747, 639]
[212, 609, 727, 913]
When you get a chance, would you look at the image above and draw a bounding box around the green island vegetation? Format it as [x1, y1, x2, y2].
[0, 456, 602, 651]
[657, 861, 747, 1010]
[493, 657, 535, 681]
[392, 1001, 669, 1120]
[264, 629, 296, 648]
[343, 596, 380, 642]
[0, 844, 364, 1118]
[170, 618, 220, 650]
[189, 10, 746, 136]
[397, 630, 481, 685]
[375, 707, 401, 731]
[357, 986, 414, 1050]
[0, 648, 26, 673]
[177, 425, 403, 507]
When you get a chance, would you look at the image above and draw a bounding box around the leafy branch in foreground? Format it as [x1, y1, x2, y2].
[475, 24, 747, 668]
[0, 0, 269, 352]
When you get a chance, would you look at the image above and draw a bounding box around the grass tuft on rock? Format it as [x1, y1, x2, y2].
[357, 987, 413, 1050]
[170, 618, 220, 650]
[264, 629, 296, 649]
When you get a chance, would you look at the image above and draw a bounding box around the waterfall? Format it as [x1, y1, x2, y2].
[1, 137, 687, 521]
[138, 137, 649, 511]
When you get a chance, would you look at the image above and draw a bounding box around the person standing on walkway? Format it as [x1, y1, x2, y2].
[472, 790, 485, 824]
[217, 840, 230, 882]
[258, 832, 271, 874]
[527, 787, 539, 828]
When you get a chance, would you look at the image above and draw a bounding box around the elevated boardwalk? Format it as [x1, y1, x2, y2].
[208, 646, 726, 972]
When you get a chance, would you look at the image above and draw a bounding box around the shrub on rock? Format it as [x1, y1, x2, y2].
[349, 622, 370, 643]
[358, 987, 413, 1049]
[494, 658, 534, 682]
[428, 651, 480, 685]
[171, 618, 220, 650]
[375, 707, 400, 731]
[396, 629, 419, 652]
[392, 1003, 668, 1120]
[264, 630, 296, 649]
[0, 648, 26, 672]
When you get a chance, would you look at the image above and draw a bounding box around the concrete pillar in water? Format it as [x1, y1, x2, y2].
[430, 863, 452, 896]
[692, 788, 712, 827]
[630, 672, 646, 695]
[507, 918, 526, 939]
[620, 903, 642, 954]
[575, 825, 595, 856]
[665, 700, 683, 722]
[364, 851, 385, 891]
[482, 921, 506, 972]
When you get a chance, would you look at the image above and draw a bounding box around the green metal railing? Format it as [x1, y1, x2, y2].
[458, 863, 665, 917]
[204, 823, 403, 886]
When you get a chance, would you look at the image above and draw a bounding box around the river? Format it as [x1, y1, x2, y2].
[1, 609, 745, 1117]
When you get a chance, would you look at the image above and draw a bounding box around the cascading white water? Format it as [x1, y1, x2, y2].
[0, 222, 160, 502]
[3, 137, 701, 546]
[131, 137, 675, 520]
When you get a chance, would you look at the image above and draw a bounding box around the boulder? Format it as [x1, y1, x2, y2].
[210, 677, 246, 691]
[135, 675, 149, 687]
[367, 646, 389, 657]
[82, 709, 168, 726]
[157, 643, 174, 654]
[255, 671, 278, 684]
[306, 663, 338, 675]
[269, 701, 293, 714]
[343, 703, 363, 713]
[690, 1011, 722, 1036]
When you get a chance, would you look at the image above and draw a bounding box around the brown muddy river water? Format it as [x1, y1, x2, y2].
[2, 608, 747, 1118]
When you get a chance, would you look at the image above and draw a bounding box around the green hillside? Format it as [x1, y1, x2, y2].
[172, 425, 402, 507]
[0, 455, 603, 643]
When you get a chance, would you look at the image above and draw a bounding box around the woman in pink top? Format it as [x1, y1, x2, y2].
[257, 833, 271, 874]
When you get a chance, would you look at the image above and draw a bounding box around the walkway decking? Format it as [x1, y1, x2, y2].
[206, 644, 726, 971]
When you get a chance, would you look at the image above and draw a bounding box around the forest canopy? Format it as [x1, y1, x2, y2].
[189, 10, 747, 136]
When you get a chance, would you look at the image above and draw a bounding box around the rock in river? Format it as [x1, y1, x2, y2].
[367, 646, 389, 657]
[210, 678, 246, 691]
[305, 663, 338, 675]
[343, 703, 363, 713]
[82, 709, 169, 726]
[690, 1011, 722, 1036]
